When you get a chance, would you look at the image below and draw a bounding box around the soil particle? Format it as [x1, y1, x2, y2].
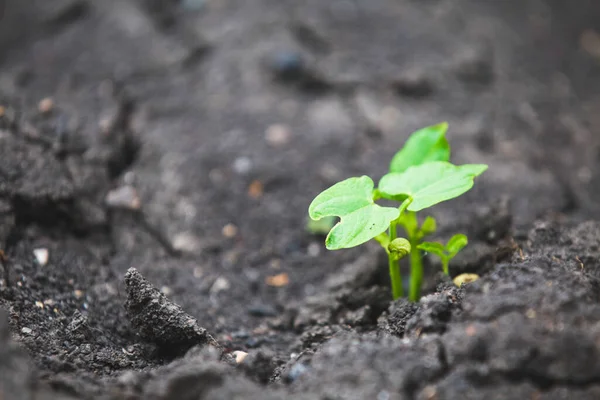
[404, 284, 464, 337]
[378, 298, 420, 338]
[124, 268, 219, 356]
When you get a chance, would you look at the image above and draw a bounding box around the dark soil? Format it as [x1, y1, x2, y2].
[2, 0, 600, 399]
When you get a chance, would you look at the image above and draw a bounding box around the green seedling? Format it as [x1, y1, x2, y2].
[418, 234, 468, 276]
[308, 123, 487, 301]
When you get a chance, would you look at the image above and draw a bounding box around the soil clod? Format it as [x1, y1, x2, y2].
[124, 268, 219, 356]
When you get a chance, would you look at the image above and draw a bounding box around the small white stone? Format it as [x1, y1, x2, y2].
[33, 248, 49, 266]
[38, 97, 54, 114]
[172, 232, 201, 252]
[232, 350, 249, 363]
[265, 124, 291, 147]
[160, 286, 173, 296]
[232, 157, 253, 175]
[222, 224, 238, 238]
[21, 327, 32, 335]
[210, 277, 230, 294]
[105, 186, 141, 210]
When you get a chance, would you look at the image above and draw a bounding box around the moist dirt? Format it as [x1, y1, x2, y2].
[2, 0, 600, 399]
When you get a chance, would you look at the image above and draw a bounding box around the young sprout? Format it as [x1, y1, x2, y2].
[308, 123, 487, 301]
[418, 234, 468, 276]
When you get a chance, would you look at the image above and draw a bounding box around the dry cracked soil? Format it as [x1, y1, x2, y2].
[2, 0, 600, 399]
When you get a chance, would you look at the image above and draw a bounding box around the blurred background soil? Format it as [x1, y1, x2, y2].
[2, 1, 600, 399]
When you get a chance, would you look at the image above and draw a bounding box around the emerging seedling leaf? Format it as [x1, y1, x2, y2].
[446, 234, 468, 257]
[309, 176, 399, 250]
[416, 242, 446, 258]
[418, 234, 469, 275]
[420, 216, 437, 236]
[389, 123, 450, 173]
[378, 162, 487, 211]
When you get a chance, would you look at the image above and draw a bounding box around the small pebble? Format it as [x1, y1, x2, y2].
[232, 350, 249, 364]
[210, 277, 231, 294]
[73, 289, 84, 299]
[232, 157, 253, 175]
[222, 223, 238, 238]
[160, 286, 173, 296]
[105, 186, 141, 210]
[21, 327, 32, 335]
[35, 301, 44, 309]
[33, 248, 49, 266]
[38, 97, 54, 114]
[122, 347, 135, 356]
[44, 299, 56, 306]
[265, 124, 291, 147]
[248, 180, 264, 199]
[172, 232, 202, 252]
[265, 273, 289, 287]
[420, 385, 438, 400]
[465, 325, 477, 337]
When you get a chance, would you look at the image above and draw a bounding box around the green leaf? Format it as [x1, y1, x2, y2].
[389, 123, 450, 173]
[417, 242, 446, 258]
[326, 205, 399, 249]
[420, 216, 437, 236]
[308, 176, 399, 250]
[447, 234, 468, 257]
[378, 162, 488, 212]
[309, 176, 374, 219]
